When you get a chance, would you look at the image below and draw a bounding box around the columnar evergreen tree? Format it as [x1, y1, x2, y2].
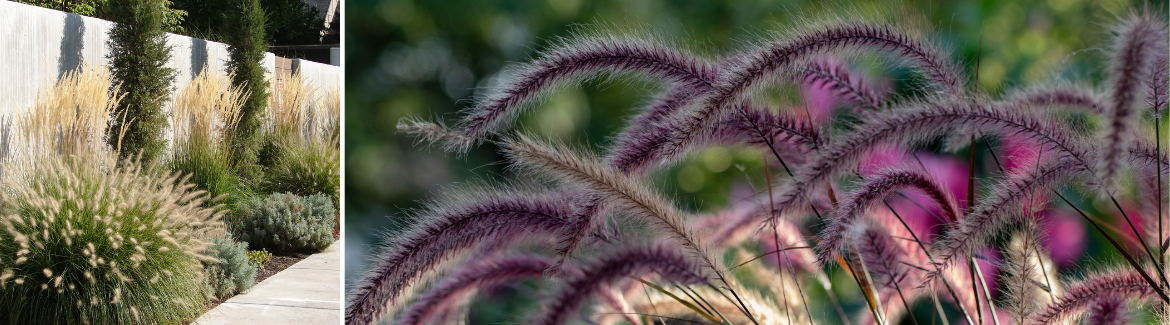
[105, 0, 175, 163]
[225, 0, 269, 173]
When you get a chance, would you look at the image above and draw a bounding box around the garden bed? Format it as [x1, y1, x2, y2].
[200, 252, 311, 314]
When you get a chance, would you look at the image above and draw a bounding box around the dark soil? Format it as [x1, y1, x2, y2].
[255, 253, 310, 283]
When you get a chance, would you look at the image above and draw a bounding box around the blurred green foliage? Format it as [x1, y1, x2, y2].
[173, 0, 326, 45]
[345, 0, 1149, 322]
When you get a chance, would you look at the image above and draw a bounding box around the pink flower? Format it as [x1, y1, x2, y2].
[1038, 210, 1087, 268]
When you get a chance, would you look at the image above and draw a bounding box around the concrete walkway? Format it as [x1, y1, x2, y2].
[194, 241, 341, 325]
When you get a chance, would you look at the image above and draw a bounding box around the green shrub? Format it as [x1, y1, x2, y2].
[203, 236, 257, 299]
[105, 0, 176, 164]
[228, 193, 335, 254]
[247, 249, 273, 269]
[0, 155, 222, 324]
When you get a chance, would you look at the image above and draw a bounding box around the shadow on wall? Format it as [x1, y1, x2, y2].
[191, 38, 208, 76]
[58, 13, 84, 78]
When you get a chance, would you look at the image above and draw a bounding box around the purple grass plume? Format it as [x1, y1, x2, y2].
[659, 20, 965, 160]
[607, 99, 821, 175]
[1028, 268, 1160, 325]
[766, 99, 1093, 225]
[345, 190, 591, 325]
[529, 244, 710, 325]
[816, 166, 960, 267]
[1098, 12, 1166, 193]
[799, 57, 887, 111]
[1084, 296, 1130, 325]
[455, 33, 718, 152]
[929, 157, 1086, 281]
[396, 255, 559, 325]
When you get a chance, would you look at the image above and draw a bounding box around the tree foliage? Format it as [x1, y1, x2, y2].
[14, 0, 187, 33]
[172, 0, 325, 45]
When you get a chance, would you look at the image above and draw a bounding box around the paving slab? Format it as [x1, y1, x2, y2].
[194, 241, 341, 325]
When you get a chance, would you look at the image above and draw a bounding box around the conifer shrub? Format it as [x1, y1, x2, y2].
[224, 0, 270, 173]
[0, 155, 224, 324]
[203, 236, 257, 299]
[228, 192, 335, 254]
[105, 0, 175, 164]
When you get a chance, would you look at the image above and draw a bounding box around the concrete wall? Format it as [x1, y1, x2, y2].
[0, 1, 338, 115]
[294, 59, 341, 92]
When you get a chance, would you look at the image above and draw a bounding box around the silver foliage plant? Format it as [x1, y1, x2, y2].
[350, 8, 1169, 325]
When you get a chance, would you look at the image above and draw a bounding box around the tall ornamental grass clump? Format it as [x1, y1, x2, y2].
[261, 74, 340, 208]
[16, 65, 120, 164]
[0, 154, 225, 324]
[168, 68, 250, 208]
[350, 8, 1169, 325]
[229, 192, 335, 254]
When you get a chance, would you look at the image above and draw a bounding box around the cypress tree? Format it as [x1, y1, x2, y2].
[106, 0, 175, 163]
[225, 0, 269, 173]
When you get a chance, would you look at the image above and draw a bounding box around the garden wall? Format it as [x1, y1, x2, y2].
[0, 1, 339, 115]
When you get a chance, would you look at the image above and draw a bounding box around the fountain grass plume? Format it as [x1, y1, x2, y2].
[344, 187, 590, 325]
[1148, 53, 1168, 116]
[608, 99, 820, 175]
[1084, 296, 1130, 325]
[799, 57, 886, 111]
[928, 157, 1086, 281]
[501, 134, 728, 280]
[1027, 267, 1161, 325]
[851, 218, 928, 325]
[1098, 12, 1165, 193]
[766, 98, 1094, 225]
[660, 15, 965, 159]
[1000, 83, 1103, 114]
[455, 30, 719, 152]
[816, 166, 960, 267]
[603, 86, 694, 175]
[1126, 141, 1170, 220]
[999, 221, 1061, 324]
[530, 244, 710, 325]
[1134, 11, 1167, 117]
[396, 255, 558, 325]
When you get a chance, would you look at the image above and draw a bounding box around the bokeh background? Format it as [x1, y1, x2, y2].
[345, 0, 1158, 323]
